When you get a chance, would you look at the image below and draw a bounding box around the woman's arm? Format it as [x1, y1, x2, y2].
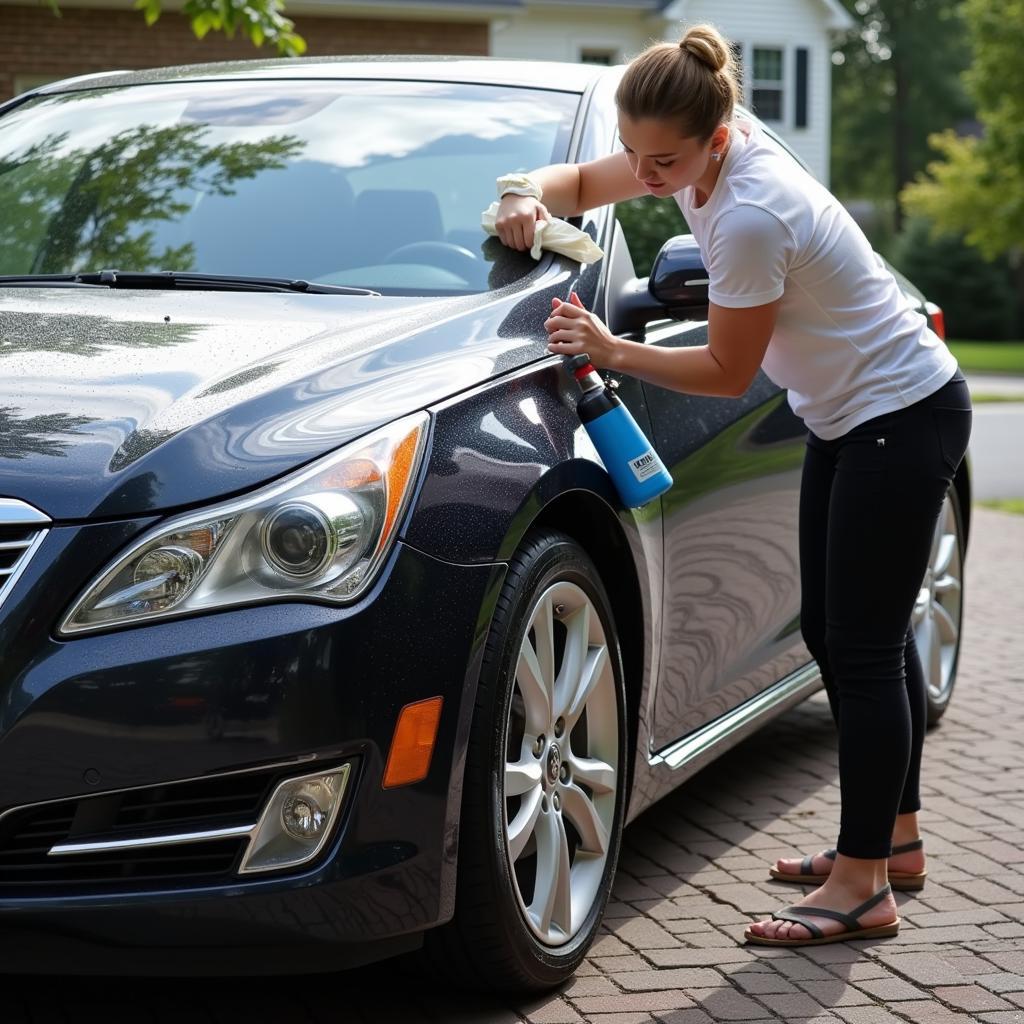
[533, 152, 648, 217]
[496, 153, 647, 250]
[544, 298, 780, 398]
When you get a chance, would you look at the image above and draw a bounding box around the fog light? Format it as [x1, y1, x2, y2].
[282, 790, 327, 840]
[238, 764, 351, 874]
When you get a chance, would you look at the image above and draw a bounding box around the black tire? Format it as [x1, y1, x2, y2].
[924, 485, 966, 726]
[423, 528, 628, 994]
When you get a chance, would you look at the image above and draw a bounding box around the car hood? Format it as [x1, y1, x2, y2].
[0, 283, 559, 519]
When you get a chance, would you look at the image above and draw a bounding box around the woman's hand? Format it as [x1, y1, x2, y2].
[495, 195, 550, 251]
[545, 297, 620, 369]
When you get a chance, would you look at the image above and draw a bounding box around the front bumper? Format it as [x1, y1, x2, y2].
[0, 528, 504, 973]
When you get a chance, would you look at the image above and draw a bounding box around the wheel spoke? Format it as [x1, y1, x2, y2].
[505, 757, 543, 798]
[934, 573, 961, 598]
[563, 645, 609, 730]
[568, 752, 616, 795]
[933, 599, 959, 646]
[926, 612, 943, 692]
[934, 533, 957, 578]
[929, 514, 943, 565]
[915, 613, 935, 688]
[560, 782, 608, 856]
[517, 636, 552, 734]
[533, 594, 556, 705]
[507, 786, 543, 863]
[554, 602, 589, 720]
[911, 588, 929, 626]
[531, 808, 572, 937]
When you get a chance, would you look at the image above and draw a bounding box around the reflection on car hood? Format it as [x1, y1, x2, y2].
[0, 285, 554, 519]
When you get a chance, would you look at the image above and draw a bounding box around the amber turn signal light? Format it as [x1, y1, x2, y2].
[382, 696, 443, 788]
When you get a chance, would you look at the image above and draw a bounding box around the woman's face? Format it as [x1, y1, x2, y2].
[617, 113, 724, 197]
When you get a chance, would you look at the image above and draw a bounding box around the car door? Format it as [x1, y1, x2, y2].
[603, 195, 811, 752]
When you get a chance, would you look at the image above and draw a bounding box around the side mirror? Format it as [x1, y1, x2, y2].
[611, 234, 709, 335]
[649, 235, 710, 312]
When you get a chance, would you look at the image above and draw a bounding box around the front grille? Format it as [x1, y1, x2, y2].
[0, 499, 50, 612]
[0, 763, 306, 895]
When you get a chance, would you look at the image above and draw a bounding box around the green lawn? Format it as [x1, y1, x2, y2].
[971, 393, 1024, 403]
[948, 341, 1024, 375]
[978, 499, 1024, 515]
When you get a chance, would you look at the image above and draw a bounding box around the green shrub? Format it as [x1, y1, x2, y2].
[888, 217, 1018, 340]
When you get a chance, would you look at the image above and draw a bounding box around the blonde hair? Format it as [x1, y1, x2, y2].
[615, 24, 740, 143]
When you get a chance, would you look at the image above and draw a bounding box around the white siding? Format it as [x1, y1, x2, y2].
[488, 0, 839, 183]
[489, 9, 660, 66]
[665, 0, 836, 182]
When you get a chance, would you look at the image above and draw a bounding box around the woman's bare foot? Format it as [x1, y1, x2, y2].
[746, 873, 899, 941]
[775, 812, 925, 880]
[749, 852, 898, 942]
[774, 842, 925, 879]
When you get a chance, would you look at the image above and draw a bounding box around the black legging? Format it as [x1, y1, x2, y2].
[799, 371, 972, 858]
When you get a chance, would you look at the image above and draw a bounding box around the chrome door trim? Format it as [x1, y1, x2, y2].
[651, 662, 822, 772]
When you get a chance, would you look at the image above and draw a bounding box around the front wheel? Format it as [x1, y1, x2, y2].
[427, 529, 628, 993]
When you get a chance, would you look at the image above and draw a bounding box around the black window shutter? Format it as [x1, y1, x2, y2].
[795, 47, 809, 128]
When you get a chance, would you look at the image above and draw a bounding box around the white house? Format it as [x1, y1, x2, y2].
[487, 0, 855, 184]
[2, 0, 853, 181]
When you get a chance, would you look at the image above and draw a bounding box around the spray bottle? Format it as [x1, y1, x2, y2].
[564, 292, 673, 509]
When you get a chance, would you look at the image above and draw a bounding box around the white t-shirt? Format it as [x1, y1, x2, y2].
[673, 116, 958, 440]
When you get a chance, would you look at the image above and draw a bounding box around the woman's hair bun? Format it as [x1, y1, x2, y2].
[679, 25, 729, 72]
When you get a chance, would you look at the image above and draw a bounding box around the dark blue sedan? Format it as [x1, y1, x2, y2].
[0, 56, 970, 991]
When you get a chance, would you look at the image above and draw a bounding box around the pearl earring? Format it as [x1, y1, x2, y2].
[711, 151, 722, 162]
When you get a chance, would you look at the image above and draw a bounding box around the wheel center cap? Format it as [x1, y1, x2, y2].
[546, 744, 561, 786]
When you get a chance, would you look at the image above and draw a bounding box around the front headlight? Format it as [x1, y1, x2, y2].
[59, 412, 429, 635]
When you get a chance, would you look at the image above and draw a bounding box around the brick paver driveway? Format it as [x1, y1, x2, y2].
[8, 506, 1023, 1024]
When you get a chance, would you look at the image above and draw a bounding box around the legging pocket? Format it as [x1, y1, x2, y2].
[930, 405, 972, 475]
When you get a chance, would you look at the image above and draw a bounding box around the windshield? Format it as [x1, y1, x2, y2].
[0, 79, 579, 295]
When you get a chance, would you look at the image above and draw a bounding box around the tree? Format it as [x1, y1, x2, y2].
[47, 0, 306, 57]
[830, 0, 973, 233]
[614, 195, 689, 278]
[0, 114, 305, 280]
[889, 218, 1018, 338]
[901, 0, 1024, 265]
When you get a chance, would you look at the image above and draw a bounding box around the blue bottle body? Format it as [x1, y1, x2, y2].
[576, 375, 673, 509]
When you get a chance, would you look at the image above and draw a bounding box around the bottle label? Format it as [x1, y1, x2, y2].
[629, 450, 661, 483]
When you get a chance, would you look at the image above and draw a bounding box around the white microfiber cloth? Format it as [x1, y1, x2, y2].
[481, 202, 605, 263]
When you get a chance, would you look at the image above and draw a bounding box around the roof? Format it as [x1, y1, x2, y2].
[35, 56, 609, 96]
[305, 0, 677, 8]
[815, 0, 856, 30]
[663, 0, 855, 31]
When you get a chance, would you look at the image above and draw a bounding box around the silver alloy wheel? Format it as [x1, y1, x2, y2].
[503, 580, 619, 947]
[912, 492, 963, 704]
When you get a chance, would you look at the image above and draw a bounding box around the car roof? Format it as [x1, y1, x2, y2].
[35, 56, 609, 97]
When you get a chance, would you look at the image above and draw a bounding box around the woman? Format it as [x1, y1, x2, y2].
[493, 24, 972, 948]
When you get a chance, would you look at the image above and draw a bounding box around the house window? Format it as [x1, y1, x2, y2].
[751, 47, 784, 123]
[579, 48, 618, 66]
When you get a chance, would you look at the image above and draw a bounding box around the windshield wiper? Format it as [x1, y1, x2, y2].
[0, 270, 380, 296]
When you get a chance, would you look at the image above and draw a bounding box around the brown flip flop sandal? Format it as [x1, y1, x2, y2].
[768, 838, 927, 891]
[744, 882, 900, 947]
